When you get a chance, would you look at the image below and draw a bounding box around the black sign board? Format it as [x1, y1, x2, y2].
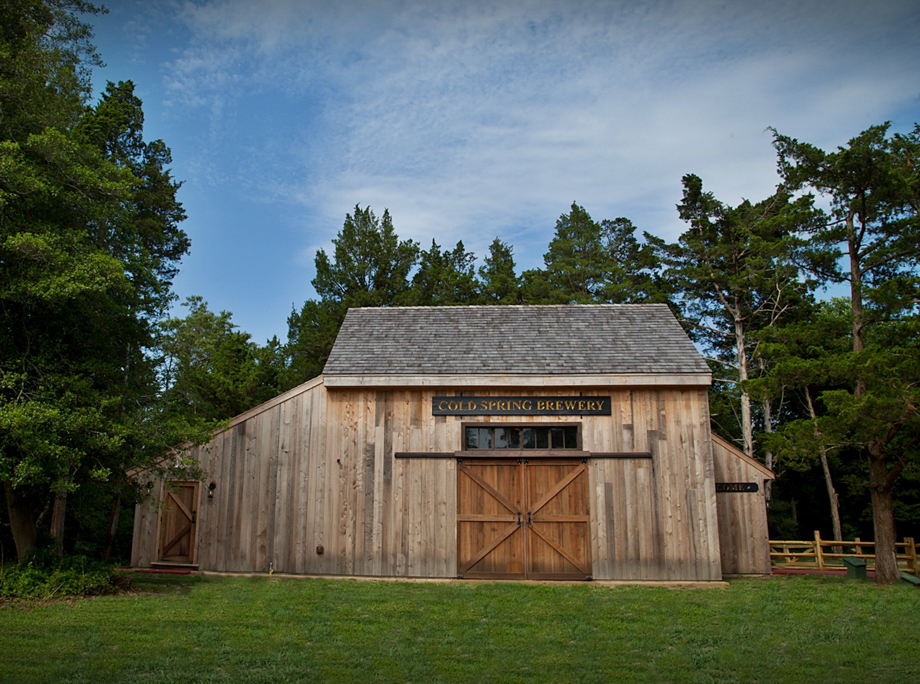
[432, 396, 611, 416]
[715, 482, 759, 493]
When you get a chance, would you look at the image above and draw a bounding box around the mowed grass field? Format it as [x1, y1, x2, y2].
[1, 573, 918, 683]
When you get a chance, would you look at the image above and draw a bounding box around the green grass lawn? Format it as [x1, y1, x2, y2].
[1, 573, 918, 683]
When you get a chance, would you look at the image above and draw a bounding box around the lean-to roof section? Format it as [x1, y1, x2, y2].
[323, 304, 711, 388]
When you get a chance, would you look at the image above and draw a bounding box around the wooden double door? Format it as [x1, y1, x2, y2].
[457, 458, 592, 580]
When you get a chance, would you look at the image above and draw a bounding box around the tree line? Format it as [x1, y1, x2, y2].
[1, 1, 918, 583]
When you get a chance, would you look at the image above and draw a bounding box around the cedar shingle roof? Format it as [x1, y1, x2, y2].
[323, 304, 709, 376]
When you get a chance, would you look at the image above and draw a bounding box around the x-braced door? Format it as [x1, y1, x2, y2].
[157, 481, 199, 565]
[457, 459, 591, 580]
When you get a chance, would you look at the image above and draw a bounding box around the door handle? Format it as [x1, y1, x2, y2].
[517, 512, 521, 526]
[191, 511, 196, 524]
[527, 512, 532, 525]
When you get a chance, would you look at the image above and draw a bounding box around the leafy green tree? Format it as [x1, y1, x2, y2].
[409, 240, 478, 305]
[0, 1, 195, 560]
[160, 297, 282, 423]
[649, 175, 818, 458]
[478, 238, 521, 304]
[772, 123, 920, 583]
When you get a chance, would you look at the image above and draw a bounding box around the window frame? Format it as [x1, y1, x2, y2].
[458, 421, 585, 458]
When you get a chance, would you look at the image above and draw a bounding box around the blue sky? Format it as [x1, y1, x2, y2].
[88, 0, 920, 344]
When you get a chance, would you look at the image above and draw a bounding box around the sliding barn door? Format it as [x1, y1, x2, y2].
[457, 460, 525, 579]
[157, 481, 199, 565]
[457, 459, 591, 580]
[525, 460, 592, 580]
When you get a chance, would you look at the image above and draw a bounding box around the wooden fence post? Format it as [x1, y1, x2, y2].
[906, 537, 917, 575]
[814, 530, 824, 569]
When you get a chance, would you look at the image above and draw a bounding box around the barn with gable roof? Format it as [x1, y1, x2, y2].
[132, 304, 772, 581]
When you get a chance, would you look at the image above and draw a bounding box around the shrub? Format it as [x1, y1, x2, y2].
[0, 551, 125, 600]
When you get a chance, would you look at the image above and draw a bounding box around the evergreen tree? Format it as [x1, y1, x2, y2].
[0, 1, 195, 560]
[530, 203, 664, 305]
[312, 205, 418, 308]
[284, 206, 418, 389]
[410, 240, 479, 305]
[478, 238, 520, 304]
[772, 123, 920, 583]
[648, 175, 818, 457]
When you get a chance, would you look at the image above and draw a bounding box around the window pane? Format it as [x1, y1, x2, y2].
[535, 427, 549, 449]
[551, 427, 564, 449]
[507, 428, 521, 449]
[495, 428, 508, 449]
[563, 426, 578, 449]
[465, 427, 478, 450]
[522, 428, 535, 449]
[479, 427, 493, 449]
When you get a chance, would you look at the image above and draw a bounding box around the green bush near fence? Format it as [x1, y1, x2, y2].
[1, 573, 918, 683]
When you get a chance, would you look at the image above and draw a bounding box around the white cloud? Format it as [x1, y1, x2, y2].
[149, 0, 920, 337]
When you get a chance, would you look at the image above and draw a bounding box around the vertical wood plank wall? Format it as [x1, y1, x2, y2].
[711, 436, 772, 575]
[133, 384, 724, 580]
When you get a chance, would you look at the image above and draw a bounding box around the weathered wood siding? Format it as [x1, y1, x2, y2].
[711, 435, 772, 575]
[131, 479, 162, 569]
[132, 382, 723, 580]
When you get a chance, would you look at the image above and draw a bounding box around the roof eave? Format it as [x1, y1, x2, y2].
[323, 372, 712, 389]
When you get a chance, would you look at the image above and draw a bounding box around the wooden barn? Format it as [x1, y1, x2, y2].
[132, 304, 773, 581]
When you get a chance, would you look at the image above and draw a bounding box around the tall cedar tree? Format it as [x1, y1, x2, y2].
[648, 176, 817, 458]
[284, 206, 418, 390]
[0, 2, 195, 560]
[478, 238, 521, 304]
[751, 299, 853, 542]
[524, 203, 663, 304]
[772, 123, 920, 583]
[409, 240, 479, 305]
[312, 205, 419, 308]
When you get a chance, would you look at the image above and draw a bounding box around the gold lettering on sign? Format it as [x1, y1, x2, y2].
[438, 401, 448, 411]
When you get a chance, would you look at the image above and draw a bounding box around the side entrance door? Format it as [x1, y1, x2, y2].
[156, 480, 199, 565]
[457, 459, 591, 580]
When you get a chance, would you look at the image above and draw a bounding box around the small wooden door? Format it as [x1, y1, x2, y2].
[157, 481, 199, 565]
[457, 459, 591, 580]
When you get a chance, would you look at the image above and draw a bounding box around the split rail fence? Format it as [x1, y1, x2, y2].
[770, 531, 918, 575]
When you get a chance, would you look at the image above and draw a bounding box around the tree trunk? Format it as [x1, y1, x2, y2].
[868, 448, 900, 584]
[762, 398, 773, 505]
[50, 490, 67, 558]
[734, 318, 753, 457]
[804, 387, 843, 543]
[846, 211, 900, 583]
[101, 493, 122, 563]
[2, 480, 36, 561]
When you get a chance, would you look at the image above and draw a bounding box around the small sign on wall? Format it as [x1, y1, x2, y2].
[715, 482, 759, 493]
[432, 396, 612, 416]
